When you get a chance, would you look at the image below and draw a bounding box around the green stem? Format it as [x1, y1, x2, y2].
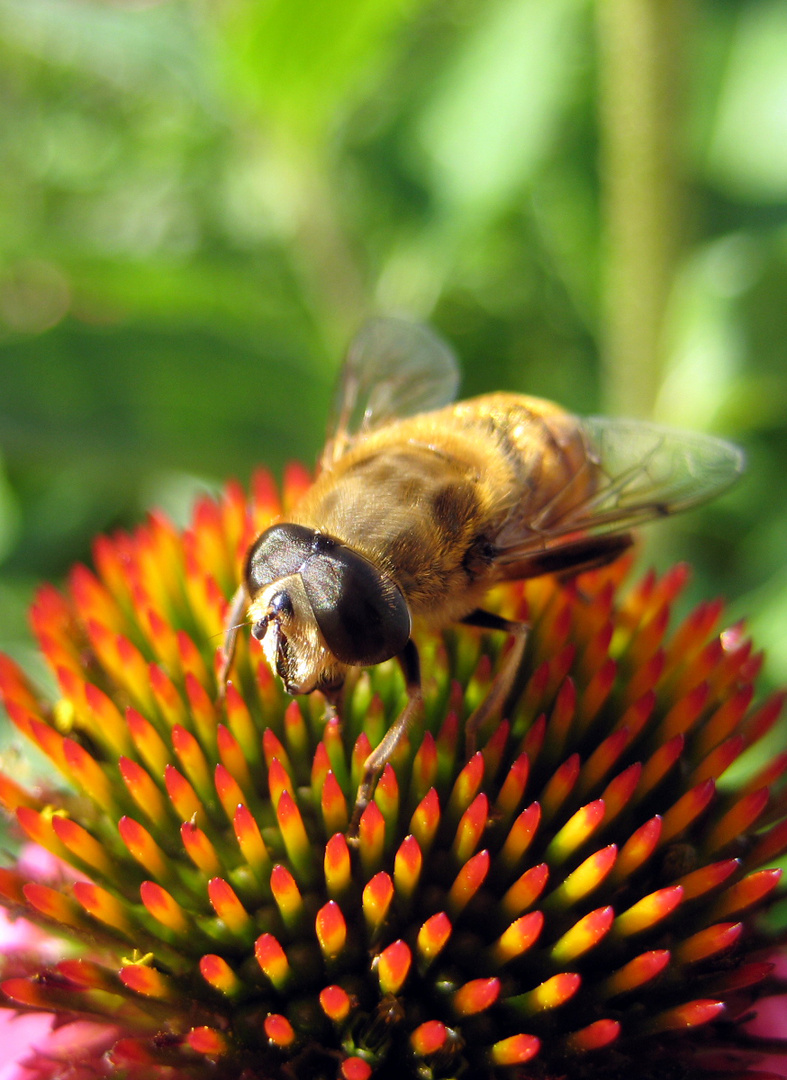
[595, 0, 687, 417]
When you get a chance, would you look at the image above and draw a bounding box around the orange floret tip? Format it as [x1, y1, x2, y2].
[276, 790, 313, 881]
[499, 801, 541, 870]
[410, 788, 441, 852]
[63, 737, 114, 809]
[448, 848, 490, 916]
[579, 726, 631, 797]
[690, 733, 745, 787]
[490, 1033, 540, 1066]
[148, 663, 183, 728]
[603, 949, 671, 998]
[165, 764, 203, 823]
[270, 864, 303, 928]
[503, 862, 550, 918]
[264, 1012, 296, 1048]
[552, 845, 617, 907]
[172, 724, 212, 800]
[177, 630, 211, 691]
[546, 677, 576, 752]
[321, 771, 349, 834]
[180, 821, 221, 877]
[184, 672, 218, 746]
[140, 881, 189, 935]
[408, 730, 438, 799]
[551, 907, 614, 964]
[363, 871, 394, 934]
[73, 881, 131, 935]
[615, 885, 684, 938]
[263, 727, 293, 776]
[452, 792, 488, 863]
[546, 798, 605, 863]
[416, 911, 452, 968]
[83, 682, 129, 756]
[649, 998, 726, 1034]
[660, 778, 716, 845]
[374, 762, 399, 824]
[540, 753, 580, 821]
[340, 1056, 372, 1080]
[377, 939, 411, 995]
[711, 868, 783, 919]
[676, 921, 743, 965]
[351, 732, 373, 784]
[200, 953, 242, 996]
[0, 867, 28, 905]
[446, 752, 485, 820]
[233, 803, 271, 880]
[284, 699, 309, 761]
[697, 684, 755, 756]
[125, 709, 170, 777]
[453, 976, 500, 1016]
[613, 815, 662, 883]
[358, 801, 386, 874]
[410, 1020, 449, 1056]
[394, 834, 423, 900]
[705, 786, 770, 854]
[187, 1026, 229, 1057]
[255, 932, 291, 989]
[214, 762, 246, 821]
[120, 963, 175, 1000]
[495, 751, 530, 821]
[23, 882, 85, 928]
[223, 685, 259, 765]
[267, 756, 293, 808]
[676, 858, 739, 902]
[521, 972, 581, 1015]
[567, 1018, 621, 1052]
[51, 815, 113, 877]
[119, 758, 168, 826]
[638, 734, 685, 799]
[208, 877, 251, 936]
[310, 740, 332, 792]
[494, 910, 545, 965]
[319, 984, 352, 1023]
[315, 900, 347, 959]
[17, 806, 69, 861]
[324, 832, 352, 898]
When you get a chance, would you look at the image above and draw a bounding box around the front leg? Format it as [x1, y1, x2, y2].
[217, 583, 248, 699]
[348, 640, 422, 839]
[461, 609, 529, 754]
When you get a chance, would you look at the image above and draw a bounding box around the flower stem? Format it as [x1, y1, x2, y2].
[595, 0, 687, 417]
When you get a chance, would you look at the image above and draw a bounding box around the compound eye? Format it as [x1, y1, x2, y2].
[245, 523, 316, 596]
[302, 545, 410, 667]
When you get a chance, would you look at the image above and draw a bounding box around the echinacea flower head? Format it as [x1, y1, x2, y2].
[1, 465, 786, 1080]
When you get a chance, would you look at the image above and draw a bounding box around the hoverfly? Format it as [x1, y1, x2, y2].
[221, 318, 744, 832]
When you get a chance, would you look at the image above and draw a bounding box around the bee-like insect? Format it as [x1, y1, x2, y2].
[221, 319, 744, 831]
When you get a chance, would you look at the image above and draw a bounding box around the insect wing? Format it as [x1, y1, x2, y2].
[321, 317, 460, 469]
[579, 417, 745, 522]
[497, 416, 744, 564]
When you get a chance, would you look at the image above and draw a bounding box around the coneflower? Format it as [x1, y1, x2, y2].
[0, 466, 785, 1080]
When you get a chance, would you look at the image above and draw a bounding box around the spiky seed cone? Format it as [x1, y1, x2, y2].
[0, 467, 786, 1080]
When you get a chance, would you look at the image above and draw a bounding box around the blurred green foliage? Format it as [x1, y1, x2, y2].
[1, 0, 786, 696]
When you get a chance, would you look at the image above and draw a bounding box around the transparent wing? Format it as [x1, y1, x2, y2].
[320, 317, 460, 469]
[496, 416, 745, 565]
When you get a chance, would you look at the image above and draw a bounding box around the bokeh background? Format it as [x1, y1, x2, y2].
[1, 0, 786, 704]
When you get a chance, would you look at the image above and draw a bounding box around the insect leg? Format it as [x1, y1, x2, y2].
[348, 639, 422, 839]
[217, 583, 248, 698]
[461, 609, 529, 755]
